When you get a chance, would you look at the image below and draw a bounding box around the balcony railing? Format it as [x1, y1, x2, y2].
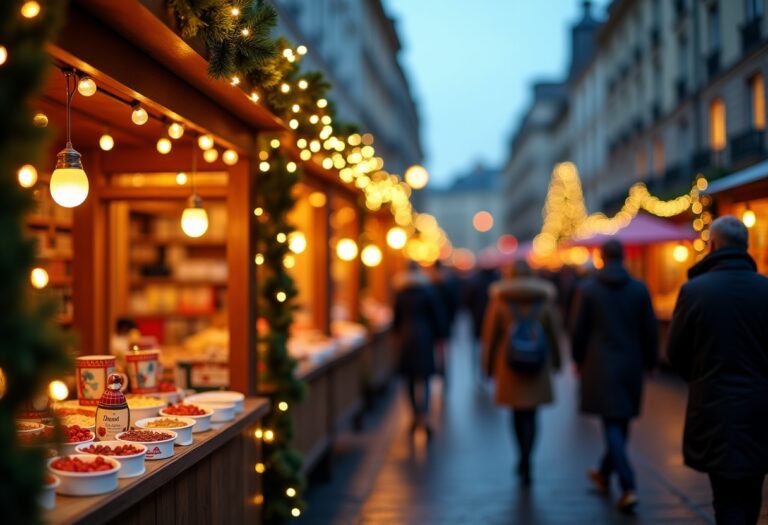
[692, 149, 714, 171]
[706, 49, 720, 79]
[730, 128, 766, 165]
[741, 17, 762, 53]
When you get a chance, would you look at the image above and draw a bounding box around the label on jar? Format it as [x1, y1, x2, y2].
[94, 406, 130, 441]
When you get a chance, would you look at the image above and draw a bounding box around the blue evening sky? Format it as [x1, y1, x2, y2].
[385, 0, 609, 188]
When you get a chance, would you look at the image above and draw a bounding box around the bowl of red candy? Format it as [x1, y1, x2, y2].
[116, 430, 177, 460]
[48, 455, 120, 496]
[58, 425, 95, 456]
[160, 404, 213, 433]
[76, 441, 147, 478]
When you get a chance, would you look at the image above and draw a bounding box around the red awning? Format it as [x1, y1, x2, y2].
[568, 212, 697, 247]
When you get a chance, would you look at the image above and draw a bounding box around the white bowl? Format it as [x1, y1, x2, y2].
[125, 397, 166, 424]
[186, 401, 235, 423]
[48, 455, 120, 496]
[135, 417, 195, 446]
[59, 432, 95, 456]
[116, 430, 177, 460]
[159, 406, 213, 433]
[185, 391, 244, 414]
[38, 474, 59, 509]
[17, 421, 45, 435]
[75, 441, 147, 478]
[155, 388, 183, 405]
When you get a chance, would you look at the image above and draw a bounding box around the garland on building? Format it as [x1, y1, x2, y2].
[0, 1, 72, 524]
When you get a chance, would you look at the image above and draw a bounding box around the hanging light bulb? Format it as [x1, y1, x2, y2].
[288, 232, 307, 254]
[0, 46, 7, 66]
[298, 79, 308, 90]
[48, 380, 69, 401]
[168, 122, 184, 139]
[77, 75, 97, 96]
[157, 138, 172, 154]
[361, 245, 383, 267]
[176, 172, 188, 185]
[17, 165, 38, 188]
[50, 70, 89, 208]
[33, 112, 48, 127]
[99, 132, 114, 151]
[386, 227, 408, 249]
[743, 206, 757, 228]
[20, 1, 41, 18]
[203, 148, 218, 163]
[405, 165, 429, 190]
[30, 267, 49, 289]
[181, 195, 209, 238]
[131, 103, 148, 125]
[297, 45, 308, 55]
[222, 149, 239, 166]
[198, 134, 214, 150]
[672, 244, 690, 263]
[336, 238, 358, 261]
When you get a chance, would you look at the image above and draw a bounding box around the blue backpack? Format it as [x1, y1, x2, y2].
[505, 300, 549, 375]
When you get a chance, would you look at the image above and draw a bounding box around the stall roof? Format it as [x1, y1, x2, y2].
[568, 212, 697, 247]
[705, 158, 768, 195]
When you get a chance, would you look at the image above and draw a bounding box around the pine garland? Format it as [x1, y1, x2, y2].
[0, 1, 72, 523]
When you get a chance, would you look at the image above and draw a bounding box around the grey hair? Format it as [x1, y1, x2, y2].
[710, 215, 749, 251]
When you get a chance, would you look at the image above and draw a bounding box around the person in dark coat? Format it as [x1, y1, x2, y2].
[570, 239, 658, 512]
[392, 262, 445, 436]
[667, 216, 768, 525]
[430, 261, 462, 382]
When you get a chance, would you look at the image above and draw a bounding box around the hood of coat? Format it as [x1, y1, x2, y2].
[688, 247, 757, 279]
[393, 269, 432, 291]
[490, 276, 555, 303]
[595, 262, 631, 288]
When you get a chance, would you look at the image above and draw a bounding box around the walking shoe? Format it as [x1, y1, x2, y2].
[616, 491, 638, 513]
[587, 469, 609, 494]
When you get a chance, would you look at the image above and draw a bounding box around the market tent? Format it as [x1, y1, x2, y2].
[568, 212, 697, 247]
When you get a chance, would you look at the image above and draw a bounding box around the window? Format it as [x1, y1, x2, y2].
[708, 5, 721, 52]
[746, 0, 763, 21]
[749, 74, 766, 130]
[653, 138, 665, 175]
[709, 98, 727, 151]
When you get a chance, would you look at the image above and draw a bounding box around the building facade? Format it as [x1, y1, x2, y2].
[503, 0, 768, 240]
[272, 0, 423, 177]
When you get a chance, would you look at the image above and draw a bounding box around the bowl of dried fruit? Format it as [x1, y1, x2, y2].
[116, 430, 177, 460]
[76, 441, 147, 478]
[58, 425, 95, 456]
[159, 404, 213, 433]
[48, 455, 120, 496]
[135, 417, 196, 446]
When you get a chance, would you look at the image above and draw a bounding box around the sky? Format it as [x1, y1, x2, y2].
[384, 0, 609, 188]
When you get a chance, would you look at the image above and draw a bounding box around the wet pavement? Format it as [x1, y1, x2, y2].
[299, 314, 768, 524]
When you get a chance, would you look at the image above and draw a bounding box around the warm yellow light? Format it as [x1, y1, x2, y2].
[48, 380, 69, 401]
[77, 76, 97, 97]
[176, 172, 188, 185]
[308, 192, 327, 208]
[322, 158, 333, 170]
[286, 488, 297, 497]
[203, 148, 219, 163]
[276, 291, 287, 302]
[361, 245, 383, 267]
[99, 133, 114, 151]
[291, 104, 300, 113]
[287, 162, 297, 173]
[30, 267, 49, 289]
[0, 46, 7, 66]
[21, 1, 41, 18]
[743, 209, 757, 228]
[250, 91, 260, 103]
[300, 150, 312, 161]
[254, 207, 264, 216]
[222, 149, 239, 166]
[297, 45, 308, 55]
[405, 165, 429, 190]
[50, 167, 89, 208]
[288, 232, 307, 254]
[181, 206, 209, 238]
[281, 83, 290, 93]
[157, 138, 172, 154]
[387, 227, 409, 250]
[17, 165, 37, 188]
[309, 115, 319, 124]
[198, 134, 215, 150]
[255, 463, 266, 473]
[231, 76, 240, 86]
[283, 254, 296, 269]
[291, 508, 301, 518]
[231, 7, 240, 15]
[241, 28, 250, 36]
[168, 122, 185, 139]
[297, 138, 308, 149]
[33, 112, 48, 127]
[317, 98, 328, 108]
[259, 161, 270, 172]
[278, 401, 289, 411]
[673, 244, 690, 263]
[131, 105, 149, 125]
[696, 177, 708, 191]
[298, 79, 308, 90]
[270, 139, 281, 149]
[255, 254, 264, 265]
[264, 430, 275, 442]
[276, 232, 287, 243]
[254, 429, 263, 439]
[336, 238, 358, 261]
[289, 119, 299, 129]
[473, 211, 494, 232]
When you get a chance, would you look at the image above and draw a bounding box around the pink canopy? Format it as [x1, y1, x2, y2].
[568, 212, 697, 247]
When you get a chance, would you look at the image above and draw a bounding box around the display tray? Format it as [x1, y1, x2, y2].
[45, 398, 269, 525]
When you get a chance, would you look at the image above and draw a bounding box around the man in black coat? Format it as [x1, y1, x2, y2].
[570, 240, 658, 513]
[667, 216, 768, 525]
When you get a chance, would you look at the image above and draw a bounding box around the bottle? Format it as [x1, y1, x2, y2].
[94, 374, 130, 441]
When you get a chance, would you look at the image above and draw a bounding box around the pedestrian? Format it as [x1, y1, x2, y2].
[392, 261, 446, 437]
[465, 263, 500, 376]
[481, 259, 561, 486]
[430, 260, 461, 382]
[667, 216, 768, 525]
[570, 239, 658, 512]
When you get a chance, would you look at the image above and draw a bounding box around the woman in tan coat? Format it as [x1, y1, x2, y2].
[482, 260, 562, 485]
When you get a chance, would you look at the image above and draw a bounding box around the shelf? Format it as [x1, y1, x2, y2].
[130, 276, 228, 287]
[57, 314, 74, 325]
[37, 252, 74, 262]
[129, 311, 217, 319]
[49, 276, 73, 287]
[130, 236, 226, 248]
[27, 216, 73, 231]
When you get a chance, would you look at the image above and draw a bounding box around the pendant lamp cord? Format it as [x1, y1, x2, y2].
[64, 70, 75, 147]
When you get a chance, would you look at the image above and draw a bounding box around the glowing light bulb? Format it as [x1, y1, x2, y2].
[0, 46, 7, 66]
[259, 161, 270, 172]
[288, 232, 307, 254]
[276, 292, 287, 302]
[255, 463, 266, 473]
[181, 196, 209, 238]
[286, 487, 296, 497]
[17, 165, 37, 188]
[168, 122, 184, 139]
[198, 134, 214, 150]
[253, 207, 264, 216]
[292, 104, 301, 113]
[291, 508, 301, 518]
[336, 238, 358, 261]
[405, 165, 429, 190]
[309, 115, 319, 124]
[286, 162, 297, 173]
[176, 172, 188, 185]
[250, 91, 260, 103]
[77, 76, 97, 96]
[50, 166, 89, 208]
[30, 267, 49, 289]
[361, 245, 383, 267]
[308, 192, 326, 208]
[241, 28, 250, 36]
[386, 227, 408, 249]
[231, 76, 240, 86]
[131, 104, 148, 125]
[672, 244, 690, 263]
[743, 208, 757, 228]
[156, 138, 172, 154]
[264, 430, 275, 442]
[317, 98, 328, 108]
[33, 112, 48, 127]
[21, 1, 40, 18]
[231, 7, 240, 15]
[280, 83, 290, 93]
[222, 149, 239, 166]
[276, 232, 287, 243]
[297, 45, 308, 55]
[289, 119, 299, 129]
[298, 79, 308, 90]
[203, 148, 219, 163]
[48, 380, 69, 401]
[270, 139, 281, 149]
[99, 133, 114, 151]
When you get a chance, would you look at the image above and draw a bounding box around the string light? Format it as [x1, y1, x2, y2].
[278, 401, 289, 411]
[317, 98, 328, 108]
[255, 463, 266, 474]
[291, 508, 301, 518]
[131, 103, 148, 125]
[20, 1, 41, 18]
[289, 119, 299, 129]
[336, 238, 358, 261]
[673, 244, 690, 263]
[198, 134, 214, 150]
[254, 207, 264, 216]
[176, 172, 188, 185]
[231, 75, 240, 86]
[280, 83, 290, 93]
[17, 165, 37, 188]
[292, 104, 300, 113]
[743, 207, 757, 228]
[203, 148, 218, 163]
[99, 132, 114, 151]
[259, 161, 270, 172]
[286, 162, 297, 173]
[361, 245, 383, 267]
[30, 267, 49, 289]
[222, 149, 239, 166]
[255, 254, 264, 265]
[48, 380, 69, 401]
[250, 91, 260, 103]
[309, 115, 319, 124]
[241, 28, 250, 36]
[298, 79, 308, 90]
[77, 76, 97, 97]
[263, 430, 275, 442]
[405, 165, 429, 189]
[33, 112, 48, 127]
[276, 232, 287, 243]
[156, 138, 172, 154]
[0, 46, 7, 66]
[276, 292, 287, 302]
[296, 45, 308, 55]
[286, 488, 297, 497]
[288, 232, 307, 254]
[386, 227, 408, 249]
[270, 139, 281, 149]
[168, 122, 184, 139]
[231, 6, 240, 15]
